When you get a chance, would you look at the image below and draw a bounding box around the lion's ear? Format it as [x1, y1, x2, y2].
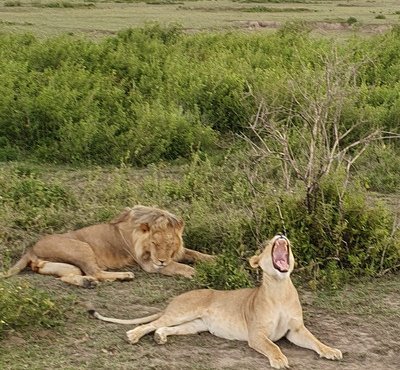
[249, 255, 260, 269]
[140, 223, 150, 232]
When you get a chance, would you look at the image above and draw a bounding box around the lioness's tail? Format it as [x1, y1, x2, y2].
[87, 305, 162, 325]
[0, 250, 33, 278]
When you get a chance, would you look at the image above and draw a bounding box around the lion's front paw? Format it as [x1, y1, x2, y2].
[319, 346, 342, 360]
[126, 329, 140, 344]
[180, 265, 195, 279]
[81, 276, 99, 289]
[269, 353, 289, 369]
[203, 254, 217, 262]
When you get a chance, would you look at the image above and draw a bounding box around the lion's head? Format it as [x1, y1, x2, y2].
[249, 235, 294, 279]
[111, 206, 185, 270]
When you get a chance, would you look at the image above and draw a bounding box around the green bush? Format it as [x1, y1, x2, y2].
[5, 25, 400, 165]
[194, 253, 253, 290]
[0, 280, 71, 339]
[346, 16, 358, 25]
[173, 156, 400, 289]
[2, 27, 400, 165]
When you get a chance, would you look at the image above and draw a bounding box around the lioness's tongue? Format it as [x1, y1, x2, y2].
[273, 243, 289, 271]
[275, 259, 289, 271]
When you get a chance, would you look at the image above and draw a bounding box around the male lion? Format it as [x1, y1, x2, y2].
[89, 235, 342, 369]
[1, 205, 213, 288]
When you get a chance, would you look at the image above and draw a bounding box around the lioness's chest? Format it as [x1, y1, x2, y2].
[267, 310, 292, 342]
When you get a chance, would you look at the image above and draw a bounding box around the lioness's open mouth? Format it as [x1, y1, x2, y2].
[272, 238, 290, 273]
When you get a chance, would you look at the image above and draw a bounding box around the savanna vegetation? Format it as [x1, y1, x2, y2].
[0, 21, 399, 348]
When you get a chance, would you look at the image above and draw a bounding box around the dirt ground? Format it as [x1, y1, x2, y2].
[1, 268, 399, 370]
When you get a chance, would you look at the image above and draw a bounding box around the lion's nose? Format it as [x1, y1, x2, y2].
[158, 259, 167, 265]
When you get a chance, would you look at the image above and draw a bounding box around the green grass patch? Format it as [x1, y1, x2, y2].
[0, 279, 74, 339]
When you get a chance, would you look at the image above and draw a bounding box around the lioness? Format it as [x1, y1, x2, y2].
[1, 205, 213, 287]
[90, 235, 342, 369]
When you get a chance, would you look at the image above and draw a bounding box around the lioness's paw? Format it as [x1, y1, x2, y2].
[269, 354, 289, 369]
[319, 346, 342, 360]
[126, 329, 140, 344]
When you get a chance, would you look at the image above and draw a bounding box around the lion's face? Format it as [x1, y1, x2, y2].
[143, 229, 184, 270]
[250, 235, 294, 279]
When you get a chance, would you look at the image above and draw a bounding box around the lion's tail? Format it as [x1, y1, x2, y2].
[0, 250, 34, 278]
[87, 304, 162, 325]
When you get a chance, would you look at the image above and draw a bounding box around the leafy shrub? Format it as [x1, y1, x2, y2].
[174, 156, 400, 289]
[346, 16, 358, 25]
[194, 253, 253, 290]
[1, 26, 400, 166]
[268, 176, 400, 288]
[0, 280, 71, 339]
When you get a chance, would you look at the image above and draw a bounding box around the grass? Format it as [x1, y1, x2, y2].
[0, 0, 398, 37]
[312, 275, 400, 318]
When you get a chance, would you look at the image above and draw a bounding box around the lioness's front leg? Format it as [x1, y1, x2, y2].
[286, 323, 342, 360]
[248, 332, 289, 369]
[181, 248, 215, 263]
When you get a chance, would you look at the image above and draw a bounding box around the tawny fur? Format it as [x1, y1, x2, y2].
[1, 205, 214, 287]
[91, 235, 342, 369]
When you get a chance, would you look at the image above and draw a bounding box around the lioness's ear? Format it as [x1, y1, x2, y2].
[140, 223, 150, 232]
[249, 255, 260, 269]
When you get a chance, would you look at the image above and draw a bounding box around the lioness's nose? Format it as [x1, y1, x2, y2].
[158, 258, 167, 264]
